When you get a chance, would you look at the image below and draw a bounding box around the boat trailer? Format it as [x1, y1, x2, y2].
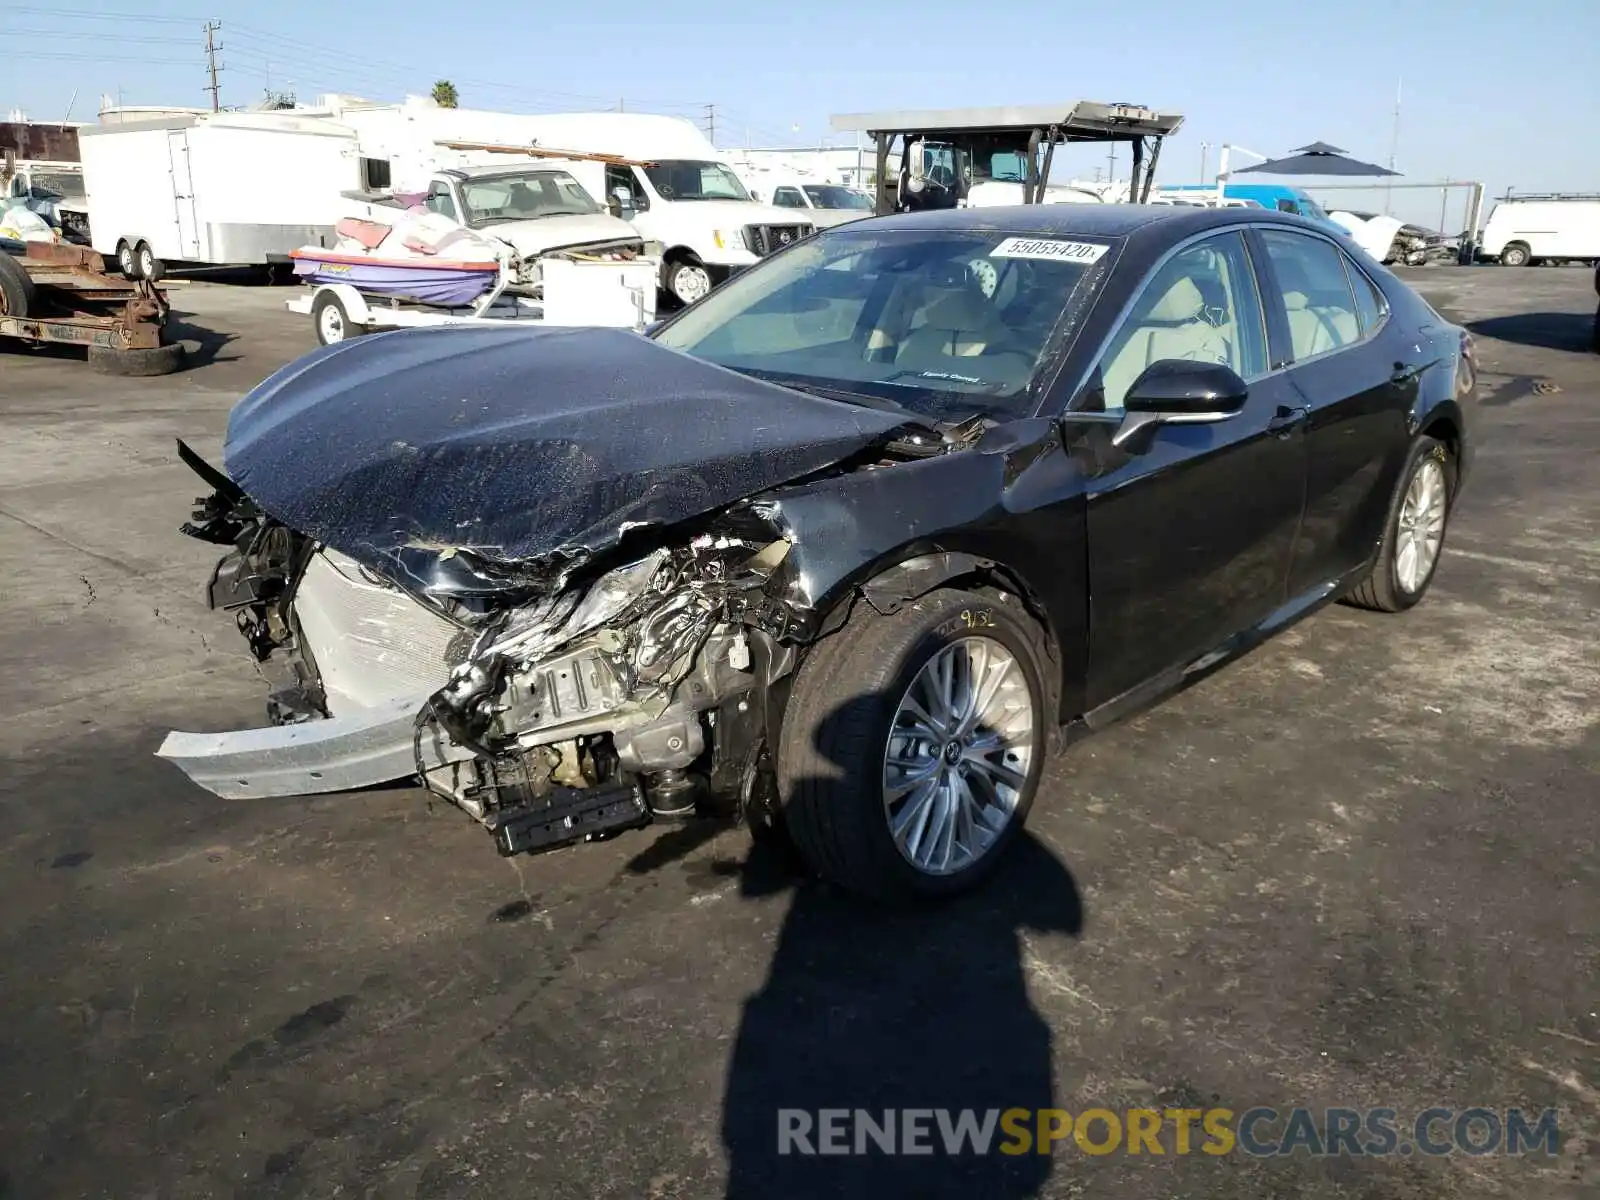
[0, 240, 184, 375]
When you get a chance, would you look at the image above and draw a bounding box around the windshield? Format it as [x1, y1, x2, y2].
[1298, 195, 1333, 223]
[652, 226, 1112, 421]
[458, 170, 600, 225]
[801, 185, 873, 211]
[642, 160, 750, 202]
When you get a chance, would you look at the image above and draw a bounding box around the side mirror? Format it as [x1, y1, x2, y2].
[1113, 360, 1248, 449]
[611, 186, 633, 208]
[907, 140, 928, 187]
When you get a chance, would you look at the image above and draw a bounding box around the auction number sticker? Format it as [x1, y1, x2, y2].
[990, 237, 1108, 263]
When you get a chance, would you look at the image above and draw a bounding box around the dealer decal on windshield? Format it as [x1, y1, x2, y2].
[990, 237, 1108, 264]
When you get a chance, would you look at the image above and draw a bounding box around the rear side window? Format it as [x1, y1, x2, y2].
[1343, 256, 1390, 336]
[1259, 229, 1361, 362]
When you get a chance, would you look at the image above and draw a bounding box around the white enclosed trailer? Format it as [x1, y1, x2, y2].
[78, 111, 359, 278]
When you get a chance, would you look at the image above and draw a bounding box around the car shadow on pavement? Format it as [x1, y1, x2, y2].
[713, 693, 1086, 1200]
[1468, 312, 1599, 354]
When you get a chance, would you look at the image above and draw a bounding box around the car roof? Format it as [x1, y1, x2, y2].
[845, 203, 1272, 241]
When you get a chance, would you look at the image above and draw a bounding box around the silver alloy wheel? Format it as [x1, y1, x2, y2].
[118, 244, 136, 276]
[318, 302, 346, 344]
[1395, 457, 1447, 594]
[672, 263, 712, 304]
[882, 636, 1037, 876]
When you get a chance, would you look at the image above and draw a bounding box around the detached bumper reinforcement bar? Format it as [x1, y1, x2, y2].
[156, 693, 470, 799]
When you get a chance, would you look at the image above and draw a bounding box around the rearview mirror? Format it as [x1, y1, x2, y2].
[1113, 360, 1248, 449]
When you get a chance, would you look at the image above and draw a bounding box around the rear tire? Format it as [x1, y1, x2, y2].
[88, 342, 186, 376]
[117, 241, 140, 279]
[1344, 436, 1454, 613]
[776, 588, 1051, 904]
[1499, 241, 1531, 267]
[0, 251, 37, 318]
[137, 243, 164, 282]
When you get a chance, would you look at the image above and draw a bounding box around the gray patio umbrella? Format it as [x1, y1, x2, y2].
[1236, 141, 1400, 177]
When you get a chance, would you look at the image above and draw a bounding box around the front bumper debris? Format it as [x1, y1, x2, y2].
[155, 692, 473, 800]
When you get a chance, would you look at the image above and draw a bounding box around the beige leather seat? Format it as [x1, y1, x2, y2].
[1282, 290, 1359, 358]
[893, 284, 1033, 387]
[1100, 276, 1232, 407]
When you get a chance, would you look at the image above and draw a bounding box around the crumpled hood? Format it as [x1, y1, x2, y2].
[221, 325, 908, 591]
[488, 211, 641, 258]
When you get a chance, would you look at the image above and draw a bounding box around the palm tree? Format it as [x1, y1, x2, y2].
[431, 80, 459, 109]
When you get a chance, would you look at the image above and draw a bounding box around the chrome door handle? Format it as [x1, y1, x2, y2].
[1266, 404, 1310, 434]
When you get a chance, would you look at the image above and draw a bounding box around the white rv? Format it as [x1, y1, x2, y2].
[1477, 195, 1600, 266]
[78, 111, 360, 278]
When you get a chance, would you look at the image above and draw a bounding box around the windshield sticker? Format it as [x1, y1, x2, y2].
[990, 237, 1108, 264]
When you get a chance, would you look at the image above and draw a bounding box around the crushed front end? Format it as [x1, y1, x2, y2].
[159, 442, 805, 858]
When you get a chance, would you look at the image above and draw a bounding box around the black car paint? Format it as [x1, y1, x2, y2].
[218, 324, 911, 594]
[660, 206, 1472, 731]
[188, 204, 1471, 761]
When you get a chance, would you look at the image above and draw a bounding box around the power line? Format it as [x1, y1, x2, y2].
[10, 3, 201, 20]
[8, 27, 195, 45]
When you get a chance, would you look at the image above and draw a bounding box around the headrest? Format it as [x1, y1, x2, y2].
[1282, 290, 1311, 310]
[920, 284, 997, 331]
[1145, 276, 1204, 322]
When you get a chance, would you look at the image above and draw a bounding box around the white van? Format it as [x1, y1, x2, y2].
[1478, 196, 1600, 266]
[505, 113, 816, 304]
[739, 174, 875, 228]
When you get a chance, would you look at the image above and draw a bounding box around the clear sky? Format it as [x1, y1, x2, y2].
[5, 0, 1596, 228]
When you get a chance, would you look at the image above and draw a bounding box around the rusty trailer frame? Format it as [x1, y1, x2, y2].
[1, 240, 172, 352]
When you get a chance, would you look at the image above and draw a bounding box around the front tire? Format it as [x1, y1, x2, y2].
[116, 241, 140, 279]
[1345, 437, 1455, 613]
[664, 258, 713, 306]
[777, 588, 1051, 903]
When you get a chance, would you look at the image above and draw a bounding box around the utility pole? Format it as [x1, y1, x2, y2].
[1385, 76, 1401, 216]
[703, 103, 716, 145]
[203, 20, 224, 112]
[1106, 144, 1116, 194]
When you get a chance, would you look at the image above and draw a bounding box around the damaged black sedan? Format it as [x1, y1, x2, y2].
[162, 205, 1475, 901]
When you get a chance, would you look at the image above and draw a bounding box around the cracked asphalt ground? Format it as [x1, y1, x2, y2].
[1, 266, 1596, 1199]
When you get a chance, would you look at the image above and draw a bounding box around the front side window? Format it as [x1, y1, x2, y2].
[772, 186, 806, 209]
[1259, 228, 1362, 361]
[1094, 231, 1270, 412]
[456, 170, 600, 226]
[641, 160, 750, 202]
[424, 182, 459, 222]
[653, 227, 1113, 421]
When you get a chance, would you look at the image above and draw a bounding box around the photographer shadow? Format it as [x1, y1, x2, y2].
[718, 690, 1086, 1199]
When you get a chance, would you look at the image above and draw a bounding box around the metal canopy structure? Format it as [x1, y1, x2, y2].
[1235, 141, 1399, 178]
[830, 101, 1185, 215]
